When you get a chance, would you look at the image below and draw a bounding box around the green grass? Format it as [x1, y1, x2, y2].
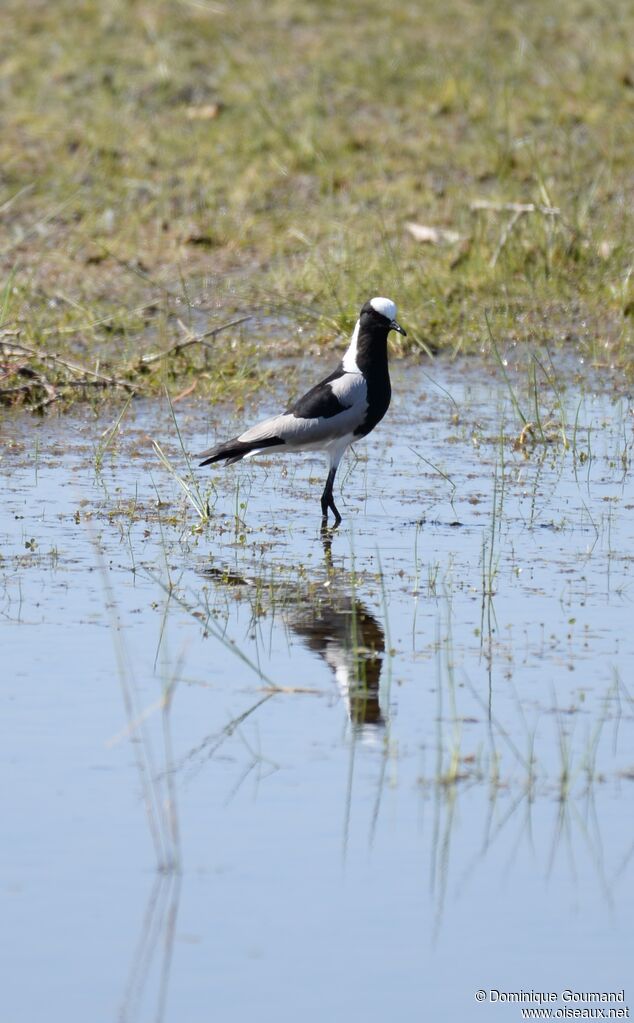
[1, 0, 633, 407]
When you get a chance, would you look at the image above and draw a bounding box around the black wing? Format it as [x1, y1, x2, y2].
[287, 365, 353, 420]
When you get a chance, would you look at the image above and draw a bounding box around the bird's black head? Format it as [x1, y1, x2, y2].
[359, 297, 406, 337]
[342, 296, 405, 377]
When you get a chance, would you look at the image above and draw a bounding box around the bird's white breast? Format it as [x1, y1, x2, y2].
[342, 320, 361, 373]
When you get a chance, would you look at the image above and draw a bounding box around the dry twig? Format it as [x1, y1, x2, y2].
[470, 199, 560, 216]
[139, 315, 251, 365]
[470, 199, 561, 268]
[0, 336, 135, 409]
[1, 339, 134, 391]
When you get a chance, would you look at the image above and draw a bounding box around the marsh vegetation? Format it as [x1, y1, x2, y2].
[1, 0, 633, 409]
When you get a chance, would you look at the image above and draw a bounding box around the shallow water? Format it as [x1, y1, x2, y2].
[2, 353, 634, 1022]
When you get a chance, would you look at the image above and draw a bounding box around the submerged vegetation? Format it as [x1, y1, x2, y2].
[1, 0, 633, 409]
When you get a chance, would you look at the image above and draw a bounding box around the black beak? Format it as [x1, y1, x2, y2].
[390, 319, 407, 337]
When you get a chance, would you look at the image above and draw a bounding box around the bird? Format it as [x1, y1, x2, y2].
[198, 296, 406, 527]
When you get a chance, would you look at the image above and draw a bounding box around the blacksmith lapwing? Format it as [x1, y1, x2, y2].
[199, 296, 406, 527]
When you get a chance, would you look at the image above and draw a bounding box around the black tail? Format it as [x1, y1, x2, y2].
[199, 435, 284, 467]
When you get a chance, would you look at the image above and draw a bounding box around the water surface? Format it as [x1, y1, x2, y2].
[2, 353, 633, 1021]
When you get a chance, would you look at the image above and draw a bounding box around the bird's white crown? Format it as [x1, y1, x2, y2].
[370, 296, 397, 321]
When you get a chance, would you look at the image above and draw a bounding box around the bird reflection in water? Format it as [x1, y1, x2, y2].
[202, 533, 388, 735]
[287, 592, 385, 733]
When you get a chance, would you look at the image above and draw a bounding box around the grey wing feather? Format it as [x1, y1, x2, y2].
[199, 372, 368, 465]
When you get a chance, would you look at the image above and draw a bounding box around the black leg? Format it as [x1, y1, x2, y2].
[320, 466, 342, 529]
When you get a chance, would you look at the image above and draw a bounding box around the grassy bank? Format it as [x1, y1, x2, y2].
[1, 0, 633, 407]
